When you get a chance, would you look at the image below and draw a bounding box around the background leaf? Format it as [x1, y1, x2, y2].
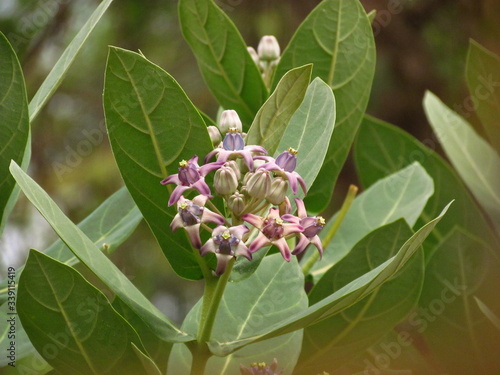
[466, 40, 500, 153]
[297, 220, 424, 373]
[103, 47, 214, 280]
[168, 254, 307, 375]
[178, 0, 267, 129]
[28, 0, 114, 122]
[18, 250, 152, 375]
[0, 32, 30, 235]
[246, 64, 311, 155]
[210, 204, 448, 356]
[9, 161, 191, 343]
[273, 0, 375, 212]
[423, 91, 500, 233]
[303, 162, 433, 283]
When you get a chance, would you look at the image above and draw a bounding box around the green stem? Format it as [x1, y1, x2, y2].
[301, 185, 358, 276]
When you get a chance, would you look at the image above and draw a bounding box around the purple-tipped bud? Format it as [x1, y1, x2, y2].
[247, 46, 260, 67]
[229, 191, 246, 216]
[214, 164, 239, 195]
[223, 129, 245, 151]
[275, 147, 298, 172]
[246, 168, 271, 199]
[267, 177, 288, 205]
[257, 36, 280, 61]
[178, 160, 201, 185]
[219, 109, 243, 134]
[207, 126, 222, 146]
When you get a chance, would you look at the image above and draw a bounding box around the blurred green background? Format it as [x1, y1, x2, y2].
[0, 0, 499, 324]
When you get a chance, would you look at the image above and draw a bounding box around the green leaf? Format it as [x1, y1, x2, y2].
[354, 115, 499, 257]
[304, 162, 433, 282]
[297, 220, 424, 373]
[28, 0, 113, 122]
[475, 297, 500, 331]
[246, 64, 312, 155]
[210, 203, 450, 356]
[178, 0, 267, 129]
[0, 302, 34, 367]
[9, 161, 191, 343]
[17, 250, 152, 375]
[466, 40, 500, 153]
[424, 91, 500, 233]
[0, 186, 142, 304]
[131, 344, 163, 375]
[103, 46, 214, 280]
[168, 254, 307, 375]
[274, 0, 375, 212]
[0, 32, 30, 235]
[418, 227, 500, 374]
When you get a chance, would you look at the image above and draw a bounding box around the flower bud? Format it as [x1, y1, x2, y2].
[219, 109, 242, 134]
[247, 46, 260, 67]
[257, 35, 280, 61]
[223, 129, 245, 151]
[246, 168, 271, 199]
[207, 126, 221, 146]
[214, 164, 238, 195]
[224, 160, 241, 181]
[229, 191, 246, 216]
[266, 177, 288, 205]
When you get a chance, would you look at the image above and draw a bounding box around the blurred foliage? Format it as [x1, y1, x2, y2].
[0, 0, 499, 321]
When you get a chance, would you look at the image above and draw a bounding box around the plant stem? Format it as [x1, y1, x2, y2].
[301, 184, 358, 276]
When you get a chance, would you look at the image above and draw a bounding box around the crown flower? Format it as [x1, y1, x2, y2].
[257, 148, 307, 194]
[240, 358, 283, 375]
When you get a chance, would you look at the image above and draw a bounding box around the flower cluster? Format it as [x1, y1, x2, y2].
[240, 359, 283, 375]
[248, 35, 281, 87]
[162, 110, 325, 275]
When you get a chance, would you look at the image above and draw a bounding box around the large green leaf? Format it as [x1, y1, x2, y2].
[167, 254, 307, 374]
[231, 78, 336, 282]
[273, 0, 375, 212]
[103, 47, 214, 280]
[0, 32, 30, 235]
[210, 204, 449, 356]
[178, 0, 267, 129]
[0, 186, 141, 304]
[303, 162, 433, 282]
[9, 161, 191, 343]
[28, 0, 114, 121]
[354, 115, 499, 257]
[246, 64, 312, 155]
[423, 91, 500, 233]
[297, 220, 424, 373]
[466, 40, 500, 153]
[18, 250, 152, 375]
[419, 227, 500, 374]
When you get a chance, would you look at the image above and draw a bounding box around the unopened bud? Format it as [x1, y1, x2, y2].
[246, 168, 271, 199]
[224, 160, 241, 181]
[214, 165, 238, 195]
[219, 109, 242, 134]
[247, 46, 260, 67]
[279, 196, 292, 216]
[258, 35, 280, 61]
[229, 191, 245, 216]
[207, 126, 221, 146]
[267, 177, 288, 205]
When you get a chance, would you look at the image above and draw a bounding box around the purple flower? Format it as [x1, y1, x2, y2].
[240, 359, 283, 375]
[242, 208, 303, 261]
[161, 156, 223, 206]
[205, 129, 267, 171]
[200, 225, 251, 275]
[170, 195, 225, 249]
[257, 148, 306, 195]
[282, 198, 324, 256]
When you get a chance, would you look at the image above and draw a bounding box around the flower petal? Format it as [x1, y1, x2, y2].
[170, 214, 184, 232]
[286, 171, 298, 194]
[215, 254, 233, 276]
[202, 208, 225, 225]
[204, 149, 220, 164]
[291, 234, 310, 255]
[161, 174, 180, 185]
[310, 235, 323, 257]
[231, 224, 249, 239]
[234, 242, 252, 260]
[185, 224, 202, 249]
[273, 238, 291, 261]
[168, 185, 189, 206]
[239, 150, 255, 171]
[294, 198, 307, 218]
[282, 223, 304, 236]
[200, 238, 216, 256]
[242, 213, 265, 229]
[192, 179, 211, 196]
[281, 214, 300, 224]
[199, 161, 225, 176]
[248, 232, 270, 253]
[212, 225, 229, 237]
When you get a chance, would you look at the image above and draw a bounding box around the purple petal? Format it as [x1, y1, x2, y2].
[282, 214, 300, 224]
[231, 224, 249, 239]
[286, 171, 298, 194]
[248, 232, 270, 253]
[191, 179, 211, 196]
[246, 145, 267, 155]
[168, 185, 189, 206]
[292, 234, 310, 255]
[202, 209, 225, 225]
[242, 213, 265, 229]
[239, 150, 254, 171]
[295, 172, 307, 195]
[234, 242, 252, 260]
[294, 198, 306, 218]
[267, 207, 280, 220]
[170, 214, 184, 232]
[200, 238, 216, 256]
[212, 225, 229, 237]
[199, 161, 225, 176]
[188, 155, 199, 166]
[204, 149, 219, 164]
[282, 223, 304, 236]
[273, 238, 291, 261]
[310, 235, 323, 257]
[185, 224, 202, 249]
[161, 174, 180, 185]
[192, 195, 208, 206]
[215, 254, 233, 276]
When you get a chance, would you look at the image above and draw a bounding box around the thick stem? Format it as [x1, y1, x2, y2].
[301, 185, 358, 276]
